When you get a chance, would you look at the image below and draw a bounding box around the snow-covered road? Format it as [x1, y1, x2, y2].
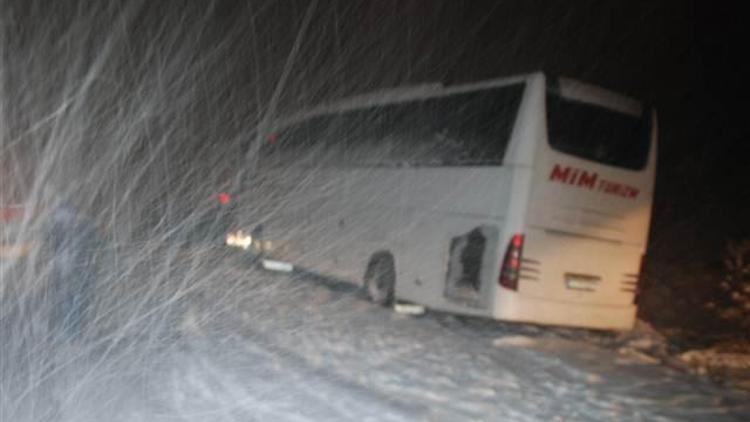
[51, 251, 750, 421]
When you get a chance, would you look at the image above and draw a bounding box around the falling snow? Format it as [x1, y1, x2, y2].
[2, 1, 749, 421]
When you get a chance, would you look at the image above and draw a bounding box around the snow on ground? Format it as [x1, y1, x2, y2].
[44, 249, 750, 421]
[679, 343, 750, 390]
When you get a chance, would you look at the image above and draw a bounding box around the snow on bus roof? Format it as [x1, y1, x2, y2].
[557, 77, 644, 117]
[271, 72, 646, 130]
[273, 73, 532, 130]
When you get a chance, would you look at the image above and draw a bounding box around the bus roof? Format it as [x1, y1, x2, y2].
[273, 73, 532, 129]
[556, 77, 643, 117]
[272, 72, 645, 129]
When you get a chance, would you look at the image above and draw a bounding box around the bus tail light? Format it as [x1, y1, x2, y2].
[499, 233, 524, 290]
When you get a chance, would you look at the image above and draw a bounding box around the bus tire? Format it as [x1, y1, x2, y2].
[364, 253, 396, 306]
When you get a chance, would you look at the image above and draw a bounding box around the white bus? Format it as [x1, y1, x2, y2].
[231, 72, 657, 330]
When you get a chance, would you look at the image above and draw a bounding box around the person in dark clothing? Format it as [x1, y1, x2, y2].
[46, 199, 101, 341]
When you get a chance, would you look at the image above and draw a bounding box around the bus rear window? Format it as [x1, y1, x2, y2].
[546, 93, 651, 170]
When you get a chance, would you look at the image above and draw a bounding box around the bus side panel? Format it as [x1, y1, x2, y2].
[261, 167, 343, 274]
[394, 167, 513, 317]
[330, 168, 409, 284]
[391, 76, 542, 317]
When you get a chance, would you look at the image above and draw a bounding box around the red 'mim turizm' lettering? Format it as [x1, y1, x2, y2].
[548, 164, 639, 199]
[549, 164, 597, 188]
[549, 164, 571, 183]
[577, 170, 598, 189]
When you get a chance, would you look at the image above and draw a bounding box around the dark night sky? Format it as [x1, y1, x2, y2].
[19, 0, 749, 259]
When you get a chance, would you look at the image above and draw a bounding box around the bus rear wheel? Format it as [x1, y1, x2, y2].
[364, 253, 395, 306]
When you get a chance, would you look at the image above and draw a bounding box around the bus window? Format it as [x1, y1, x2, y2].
[546, 93, 651, 170]
[262, 114, 349, 167]
[268, 83, 525, 168]
[368, 83, 525, 166]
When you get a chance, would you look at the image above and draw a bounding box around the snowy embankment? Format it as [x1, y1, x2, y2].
[130, 252, 750, 421]
[679, 342, 750, 390]
[592, 319, 750, 392]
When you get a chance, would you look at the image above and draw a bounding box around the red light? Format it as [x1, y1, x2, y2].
[1, 206, 24, 221]
[218, 192, 231, 205]
[499, 233, 524, 291]
[267, 133, 279, 145]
